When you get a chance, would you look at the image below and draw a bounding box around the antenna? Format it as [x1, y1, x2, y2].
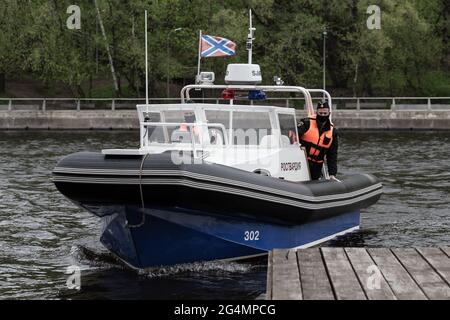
[145, 10, 149, 108]
[247, 9, 255, 64]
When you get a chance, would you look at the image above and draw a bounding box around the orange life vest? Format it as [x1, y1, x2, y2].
[299, 117, 334, 164]
[180, 124, 199, 135]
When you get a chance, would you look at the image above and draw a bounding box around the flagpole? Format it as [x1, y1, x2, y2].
[145, 10, 149, 108]
[248, 9, 253, 64]
[197, 30, 202, 82]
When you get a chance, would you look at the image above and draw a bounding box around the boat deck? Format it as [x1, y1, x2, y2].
[266, 247, 450, 300]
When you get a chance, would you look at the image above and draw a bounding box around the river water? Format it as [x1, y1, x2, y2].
[0, 131, 449, 299]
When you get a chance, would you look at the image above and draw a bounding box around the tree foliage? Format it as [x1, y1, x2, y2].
[0, 0, 448, 97]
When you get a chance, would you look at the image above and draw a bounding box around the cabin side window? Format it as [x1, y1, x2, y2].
[278, 113, 297, 146]
[143, 112, 165, 144]
[232, 111, 272, 146]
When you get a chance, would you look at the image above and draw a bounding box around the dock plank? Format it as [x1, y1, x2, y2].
[392, 248, 450, 300]
[321, 248, 366, 300]
[441, 247, 450, 258]
[345, 248, 396, 300]
[417, 248, 450, 287]
[271, 249, 302, 300]
[266, 250, 273, 300]
[367, 248, 427, 300]
[297, 248, 334, 300]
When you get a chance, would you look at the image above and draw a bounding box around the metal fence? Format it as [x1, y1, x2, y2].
[1, 97, 450, 111]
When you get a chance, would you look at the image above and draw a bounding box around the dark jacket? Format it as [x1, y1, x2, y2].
[297, 118, 339, 176]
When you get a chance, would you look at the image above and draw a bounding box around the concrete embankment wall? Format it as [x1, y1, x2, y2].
[0, 110, 138, 130]
[0, 110, 449, 130]
[322, 110, 450, 130]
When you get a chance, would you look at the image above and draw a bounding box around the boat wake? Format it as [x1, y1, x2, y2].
[69, 244, 124, 269]
[326, 229, 378, 247]
[138, 260, 263, 278]
[69, 244, 263, 278]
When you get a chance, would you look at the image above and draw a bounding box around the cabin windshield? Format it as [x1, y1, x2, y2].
[139, 104, 295, 149]
[232, 111, 272, 146]
[204, 110, 230, 146]
[143, 109, 201, 145]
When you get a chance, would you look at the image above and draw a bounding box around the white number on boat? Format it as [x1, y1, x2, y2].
[244, 231, 260, 241]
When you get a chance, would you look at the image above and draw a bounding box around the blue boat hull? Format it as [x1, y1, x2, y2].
[99, 205, 360, 269]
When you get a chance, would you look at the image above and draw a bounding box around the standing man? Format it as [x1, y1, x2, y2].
[297, 101, 339, 181]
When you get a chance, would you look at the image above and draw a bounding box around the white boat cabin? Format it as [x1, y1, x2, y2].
[103, 65, 333, 183]
[135, 102, 310, 182]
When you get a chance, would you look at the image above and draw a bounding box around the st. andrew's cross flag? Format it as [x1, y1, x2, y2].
[201, 35, 236, 58]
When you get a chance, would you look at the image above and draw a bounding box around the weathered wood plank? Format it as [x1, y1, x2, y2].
[392, 248, 450, 300]
[297, 248, 334, 300]
[367, 248, 427, 300]
[417, 248, 450, 287]
[321, 248, 366, 300]
[345, 248, 396, 300]
[266, 250, 273, 300]
[441, 247, 450, 258]
[272, 249, 302, 300]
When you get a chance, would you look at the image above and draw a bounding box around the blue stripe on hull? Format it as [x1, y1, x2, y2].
[99, 206, 360, 269]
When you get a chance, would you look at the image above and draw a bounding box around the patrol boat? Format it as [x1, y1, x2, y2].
[52, 16, 382, 269]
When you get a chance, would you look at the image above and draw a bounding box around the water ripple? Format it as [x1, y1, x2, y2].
[0, 130, 449, 299]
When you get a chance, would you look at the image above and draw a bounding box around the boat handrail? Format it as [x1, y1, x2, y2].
[307, 89, 333, 123]
[140, 122, 229, 153]
[180, 85, 316, 117]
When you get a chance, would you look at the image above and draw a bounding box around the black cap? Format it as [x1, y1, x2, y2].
[317, 100, 330, 109]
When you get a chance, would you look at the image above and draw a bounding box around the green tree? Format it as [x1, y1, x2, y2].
[0, 0, 448, 97]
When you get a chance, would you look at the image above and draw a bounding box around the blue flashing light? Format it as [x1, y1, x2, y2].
[248, 90, 266, 101]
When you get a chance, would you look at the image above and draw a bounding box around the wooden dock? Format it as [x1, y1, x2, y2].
[267, 247, 450, 300]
